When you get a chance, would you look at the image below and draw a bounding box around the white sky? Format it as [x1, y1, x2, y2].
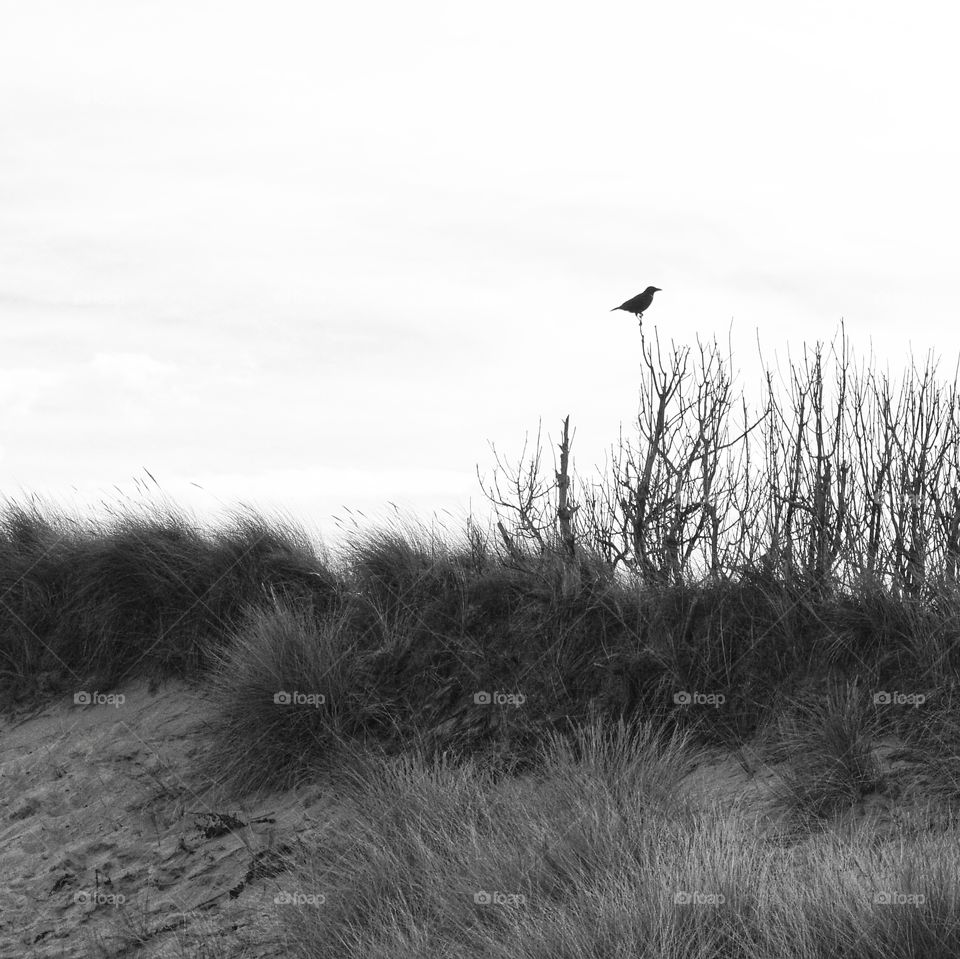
[2, 0, 959, 545]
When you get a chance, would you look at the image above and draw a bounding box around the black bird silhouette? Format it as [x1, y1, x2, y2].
[611, 286, 661, 326]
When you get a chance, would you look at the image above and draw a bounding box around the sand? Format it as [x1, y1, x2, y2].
[0, 680, 332, 958]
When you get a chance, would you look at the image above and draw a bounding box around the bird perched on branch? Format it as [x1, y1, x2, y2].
[611, 286, 661, 326]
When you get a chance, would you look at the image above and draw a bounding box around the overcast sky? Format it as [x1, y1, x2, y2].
[3, 1, 959, 545]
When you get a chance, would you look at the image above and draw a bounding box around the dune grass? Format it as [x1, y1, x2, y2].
[6, 498, 960, 956]
[261, 716, 960, 959]
[0, 499, 339, 708]
[3, 498, 959, 796]
[9, 335, 960, 955]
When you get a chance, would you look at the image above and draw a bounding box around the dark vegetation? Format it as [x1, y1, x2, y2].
[3, 328, 959, 788]
[6, 327, 960, 955]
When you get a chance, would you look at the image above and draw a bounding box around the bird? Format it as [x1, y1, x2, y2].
[611, 286, 661, 326]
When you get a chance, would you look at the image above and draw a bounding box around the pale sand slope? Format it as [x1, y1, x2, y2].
[0, 680, 338, 959]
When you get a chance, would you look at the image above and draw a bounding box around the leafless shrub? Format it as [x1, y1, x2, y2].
[483, 323, 960, 595]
